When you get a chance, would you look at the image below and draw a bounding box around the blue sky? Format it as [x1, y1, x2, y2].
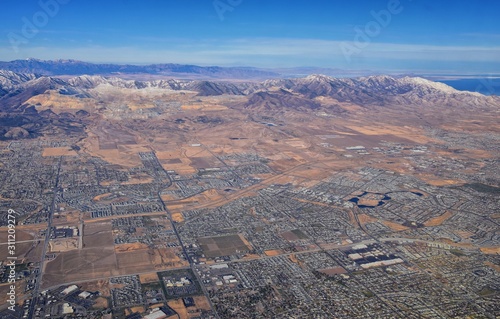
[0, 0, 499, 73]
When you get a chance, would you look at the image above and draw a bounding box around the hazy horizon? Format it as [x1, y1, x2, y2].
[1, 0, 499, 74]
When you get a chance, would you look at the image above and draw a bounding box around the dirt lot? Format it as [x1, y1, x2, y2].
[42, 147, 78, 157]
[264, 249, 282, 256]
[150, 248, 188, 268]
[198, 234, 251, 258]
[0, 280, 25, 308]
[319, 267, 348, 276]
[116, 250, 152, 269]
[381, 220, 410, 232]
[424, 211, 454, 227]
[114, 243, 149, 253]
[0, 228, 40, 262]
[140, 272, 160, 284]
[168, 299, 189, 319]
[480, 247, 500, 254]
[166, 296, 212, 319]
[358, 214, 378, 225]
[164, 189, 224, 210]
[83, 222, 114, 248]
[43, 247, 117, 288]
[171, 212, 185, 222]
[48, 238, 79, 252]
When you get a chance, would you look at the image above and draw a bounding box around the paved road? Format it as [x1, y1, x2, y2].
[27, 157, 62, 319]
[157, 191, 221, 319]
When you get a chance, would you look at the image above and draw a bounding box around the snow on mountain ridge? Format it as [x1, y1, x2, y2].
[399, 76, 482, 96]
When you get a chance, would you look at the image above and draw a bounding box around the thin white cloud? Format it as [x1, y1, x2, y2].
[460, 33, 500, 40]
[1, 38, 499, 69]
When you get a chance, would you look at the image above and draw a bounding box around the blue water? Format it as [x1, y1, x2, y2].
[348, 191, 423, 209]
[438, 78, 500, 96]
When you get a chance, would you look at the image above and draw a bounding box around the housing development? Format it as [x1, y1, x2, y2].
[0, 66, 499, 319]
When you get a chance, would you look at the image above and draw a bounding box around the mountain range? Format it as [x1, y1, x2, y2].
[1, 70, 497, 110]
[0, 59, 390, 80]
[0, 61, 499, 140]
[0, 58, 280, 79]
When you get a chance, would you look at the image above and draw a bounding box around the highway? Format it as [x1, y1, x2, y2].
[27, 157, 62, 319]
[157, 191, 221, 319]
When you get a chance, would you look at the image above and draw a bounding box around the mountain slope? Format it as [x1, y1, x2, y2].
[0, 71, 498, 142]
[0, 70, 38, 98]
[245, 89, 321, 111]
[0, 72, 498, 113]
[0, 76, 70, 112]
[274, 75, 500, 108]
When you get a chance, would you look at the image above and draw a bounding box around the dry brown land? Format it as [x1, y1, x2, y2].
[418, 176, 465, 187]
[357, 198, 381, 207]
[165, 295, 212, 319]
[0, 281, 26, 307]
[43, 220, 160, 287]
[424, 211, 454, 227]
[198, 234, 251, 258]
[181, 104, 227, 111]
[163, 189, 224, 210]
[358, 214, 378, 225]
[319, 267, 348, 276]
[242, 253, 261, 260]
[347, 210, 359, 228]
[150, 247, 188, 268]
[114, 243, 149, 253]
[43, 247, 117, 288]
[168, 299, 189, 319]
[264, 249, 282, 256]
[93, 297, 109, 309]
[131, 306, 146, 314]
[171, 212, 185, 222]
[115, 250, 152, 269]
[139, 272, 160, 284]
[485, 261, 500, 272]
[480, 247, 500, 254]
[83, 222, 114, 248]
[0, 228, 35, 243]
[288, 254, 299, 264]
[26, 91, 92, 111]
[42, 147, 78, 157]
[0, 227, 42, 262]
[48, 238, 79, 252]
[381, 220, 410, 232]
[281, 231, 300, 241]
[101, 176, 153, 186]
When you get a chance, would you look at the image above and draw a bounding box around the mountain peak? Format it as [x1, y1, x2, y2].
[400, 76, 482, 96]
[360, 75, 396, 82]
[304, 74, 334, 82]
